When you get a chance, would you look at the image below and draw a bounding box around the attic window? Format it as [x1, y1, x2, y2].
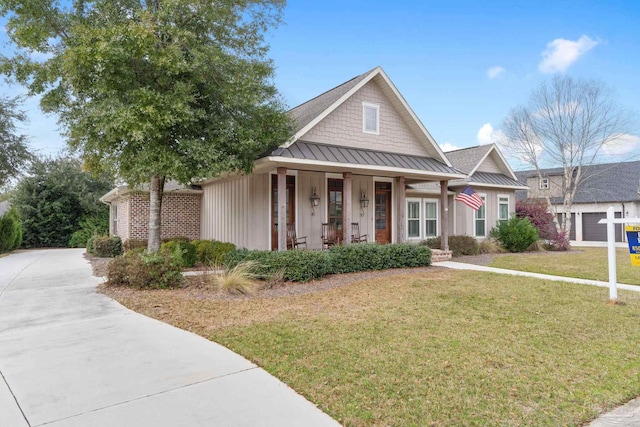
[363, 102, 379, 134]
[539, 178, 549, 190]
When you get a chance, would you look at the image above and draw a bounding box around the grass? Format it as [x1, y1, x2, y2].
[489, 247, 640, 285]
[104, 269, 640, 426]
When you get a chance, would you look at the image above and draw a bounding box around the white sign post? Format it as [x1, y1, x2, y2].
[597, 206, 640, 301]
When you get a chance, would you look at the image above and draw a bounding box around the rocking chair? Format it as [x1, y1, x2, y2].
[321, 223, 341, 249]
[287, 223, 307, 249]
[351, 222, 368, 243]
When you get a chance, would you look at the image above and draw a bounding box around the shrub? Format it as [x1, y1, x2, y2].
[0, 207, 23, 252]
[478, 238, 506, 254]
[123, 238, 148, 252]
[90, 235, 123, 257]
[421, 235, 479, 257]
[516, 199, 556, 240]
[490, 217, 539, 253]
[545, 230, 571, 251]
[160, 239, 197, 267]
[192, 239, 236, 265]
[224, 243, 432, 283]
[106, 251, 183, 289]
[69, 212, 109, 248]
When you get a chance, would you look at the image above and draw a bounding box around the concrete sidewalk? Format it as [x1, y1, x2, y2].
[434, 259, 640, 427]
[0, 249, 339, 427]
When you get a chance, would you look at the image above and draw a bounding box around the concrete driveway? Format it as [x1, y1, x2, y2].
[0, 249, 339, 427]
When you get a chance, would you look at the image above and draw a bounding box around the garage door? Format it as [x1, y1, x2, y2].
[556, 213, 576, 241]
[582, 212, 622, 242]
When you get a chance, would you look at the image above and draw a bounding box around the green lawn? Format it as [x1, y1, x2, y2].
[489, 247, 640, 285]
[107, 269, 640, 426]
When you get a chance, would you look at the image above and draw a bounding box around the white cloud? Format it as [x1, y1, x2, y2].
[487, 66, 505, 79]
[538, 35, 598, 74]
[439, 143, 461, 152]
[602, 133, 640, 156]
[476, 123, 505, 145]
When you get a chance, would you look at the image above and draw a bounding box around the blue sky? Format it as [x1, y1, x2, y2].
[2, 0, 639, 167]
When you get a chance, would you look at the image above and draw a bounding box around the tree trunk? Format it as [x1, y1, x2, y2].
[148, 174, 165, 252]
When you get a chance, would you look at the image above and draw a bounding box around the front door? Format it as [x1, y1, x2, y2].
[375, 182, 392, 244]
[271, 175, 296, 250]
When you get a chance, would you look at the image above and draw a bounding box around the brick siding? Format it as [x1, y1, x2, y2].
[114, 192, 201, 242]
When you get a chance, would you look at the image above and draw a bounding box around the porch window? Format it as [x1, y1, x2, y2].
[498, 195, 509, 225]
[424, 201, 438, 237]
[363, 102, 379, 134]
[405, 198, 438, 239]
[474, 195, 487, 237]
[407, 200, 420, 238]
[328, 178, 344, 237]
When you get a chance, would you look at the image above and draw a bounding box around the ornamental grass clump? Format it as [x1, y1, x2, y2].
[214, 261, 259, 295]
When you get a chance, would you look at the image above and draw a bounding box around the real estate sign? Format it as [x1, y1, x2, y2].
[626, 225, 640, 266]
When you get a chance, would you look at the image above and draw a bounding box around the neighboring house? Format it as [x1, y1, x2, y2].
[406, 144, 527, 241]
[515, 161, 640, 243]
[101, 67, 526, 250]
[0, 200, 9, 217]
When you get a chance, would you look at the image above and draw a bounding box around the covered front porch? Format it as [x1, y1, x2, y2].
[255, 142, 466, 252]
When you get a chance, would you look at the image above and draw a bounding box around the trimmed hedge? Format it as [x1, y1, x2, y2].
[224, 243, 432, 283]
[160, 239, 197, 268]
[421, 235, 479, 257]
[87, 235, 123, 257]
[106, 251, 183, 289]
[0, 207, 22, 253]
[192, 239, 236, 265]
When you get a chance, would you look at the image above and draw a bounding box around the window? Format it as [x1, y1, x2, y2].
[407, 200, 421, 238]
[363, 103, 379, 134]
[112, 204, 118, 235]
[498, 196, 509, 225]
[406, 198, 438, 239]
[474, 195, 487, 237]
[539, 178, 549, 190]
[424, 201, 438, 237]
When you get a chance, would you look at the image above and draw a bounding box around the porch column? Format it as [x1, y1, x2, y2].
[343, 172, 352, 245]
[277, 167, 287, 251]
[440, 180, 449, 251]
[396, 176, 406, 243]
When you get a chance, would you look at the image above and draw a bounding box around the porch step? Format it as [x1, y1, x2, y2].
[431, 249, 452, 263]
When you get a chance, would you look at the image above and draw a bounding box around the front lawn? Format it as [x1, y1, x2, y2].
[489, 247, 640, 285]
[104, 269, 640, 426]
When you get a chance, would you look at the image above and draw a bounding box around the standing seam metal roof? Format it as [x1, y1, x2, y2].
[269, 141, 461, 175]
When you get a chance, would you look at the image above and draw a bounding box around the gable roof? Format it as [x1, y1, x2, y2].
[444, 145, 493, 174]
[515, 161, 640, 203]
[285, 66, 452, 167]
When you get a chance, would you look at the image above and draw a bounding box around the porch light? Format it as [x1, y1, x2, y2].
[310, 187, 320, 215]
[360, 189, 370, 216]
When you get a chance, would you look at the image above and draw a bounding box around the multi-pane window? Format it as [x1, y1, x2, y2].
[363, 103, 379, 134]
[112, 204, 118, 236]
[424, 202, 438, 237]
[474, 195, 487, 237]
[539, 178, 549, 190]
[406, 198, 438, 239]
[407, 201, 420, 238]
[498, 196, 509, 225]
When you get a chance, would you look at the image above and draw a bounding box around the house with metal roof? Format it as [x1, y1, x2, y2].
[406, 144, 527, 241]
[102, 67, 527, 250]
[515, 161, 640, 243]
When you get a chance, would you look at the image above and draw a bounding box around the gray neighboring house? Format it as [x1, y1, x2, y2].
[407, 144, 527, 240]
[515, 161, 640, 243]
[0, 200, 9, 217]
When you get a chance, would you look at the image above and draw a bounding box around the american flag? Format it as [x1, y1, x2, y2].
[455, 186, 484, 210]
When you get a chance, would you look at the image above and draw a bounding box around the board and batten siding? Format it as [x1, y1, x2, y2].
[200, 174, 269, 250]
[299, 79, 429, 157]
[455, 188, 516, 238]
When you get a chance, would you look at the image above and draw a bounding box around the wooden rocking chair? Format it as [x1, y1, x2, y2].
[286, 223, 307, 249]
[351, 222, 368, 243]
[321, 223, 341, 249]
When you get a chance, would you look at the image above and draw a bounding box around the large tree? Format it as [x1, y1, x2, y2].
[0, 96, 32, 189]
[501, 76, 632, 238]
[12, 156, 113, 248]
[0, 0, 291, 251]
